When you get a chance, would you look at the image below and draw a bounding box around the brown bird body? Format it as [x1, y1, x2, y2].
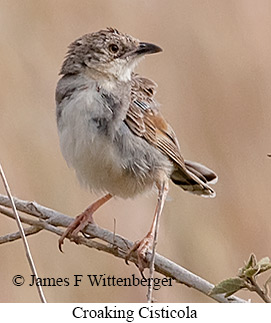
[56, 28, 217, 270]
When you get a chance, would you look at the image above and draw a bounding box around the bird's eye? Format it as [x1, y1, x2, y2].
[109, 44, 119, 54]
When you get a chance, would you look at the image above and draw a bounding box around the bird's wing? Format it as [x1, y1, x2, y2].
[125, 73, 185, 168]
[125, 74, 216, 197]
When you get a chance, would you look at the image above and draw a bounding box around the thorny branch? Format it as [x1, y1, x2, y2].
[0, 194, 247, 303]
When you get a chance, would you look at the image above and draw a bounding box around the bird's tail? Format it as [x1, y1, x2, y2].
[170, 160, 218, 198]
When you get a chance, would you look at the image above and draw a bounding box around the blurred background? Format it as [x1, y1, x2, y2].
[1, 0, 271, 303]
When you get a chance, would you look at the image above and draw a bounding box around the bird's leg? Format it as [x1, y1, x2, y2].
[58, 193, 113, 251]
[126, 178, 169, 273]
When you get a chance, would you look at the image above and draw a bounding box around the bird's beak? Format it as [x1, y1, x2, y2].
[123, 42, 162, 59]
[135, 42, 163, 55]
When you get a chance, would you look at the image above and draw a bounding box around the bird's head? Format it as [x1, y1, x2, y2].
[60, 28, 162, 82]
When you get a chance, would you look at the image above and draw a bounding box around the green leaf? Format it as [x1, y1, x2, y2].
[257, 257, 271, 274]
[246, 253, 257, 269]
[238, 254, 271, 278]
[239, 253, 257, 278]
[242, 267, 260, 278]
[210, 277, 246, 298]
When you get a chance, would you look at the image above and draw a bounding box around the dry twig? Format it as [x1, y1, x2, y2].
[0, 165, 47, 303]
[0, 193, 247, 303]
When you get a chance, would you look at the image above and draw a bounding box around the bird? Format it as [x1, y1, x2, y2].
[56, 28, 217, 272]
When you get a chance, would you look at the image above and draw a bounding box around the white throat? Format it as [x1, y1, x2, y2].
[107, 56, 144, 82]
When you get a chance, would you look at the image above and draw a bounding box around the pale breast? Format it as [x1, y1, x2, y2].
[56, 77, 173, 198]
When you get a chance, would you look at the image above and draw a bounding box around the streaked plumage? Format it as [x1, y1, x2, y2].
[127, 73, 217, 197]
[56, 28, 217, 264]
